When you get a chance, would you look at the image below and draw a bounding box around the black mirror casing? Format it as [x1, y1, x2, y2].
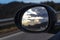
[15, 4, 57, 33]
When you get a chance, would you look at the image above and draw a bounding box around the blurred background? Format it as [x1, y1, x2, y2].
[0, 0, 60, 37]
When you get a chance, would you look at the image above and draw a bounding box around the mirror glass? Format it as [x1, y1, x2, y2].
[22, 7, 49, 31]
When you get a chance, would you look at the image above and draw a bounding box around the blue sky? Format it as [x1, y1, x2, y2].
[0, 0, 60, 4]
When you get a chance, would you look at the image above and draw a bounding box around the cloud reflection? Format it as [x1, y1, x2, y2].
[22, 7, 48, 26]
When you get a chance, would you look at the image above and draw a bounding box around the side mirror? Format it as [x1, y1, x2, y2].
[15, 4, 56, 33]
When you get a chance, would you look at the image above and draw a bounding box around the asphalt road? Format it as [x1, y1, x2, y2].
[0, 31, 54, 40]
[0, 18, 59, 40]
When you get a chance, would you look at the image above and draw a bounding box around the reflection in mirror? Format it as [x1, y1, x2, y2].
[22, 7, 49, 31]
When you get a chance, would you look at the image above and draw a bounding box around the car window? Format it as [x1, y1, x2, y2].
[0, 0, 60, 39]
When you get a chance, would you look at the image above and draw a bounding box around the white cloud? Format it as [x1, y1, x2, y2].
[22, 7, 48, 26]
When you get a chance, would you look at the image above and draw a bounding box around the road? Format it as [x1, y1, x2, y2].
[0, 31, 54, 40]
[0, 18, 59, 40]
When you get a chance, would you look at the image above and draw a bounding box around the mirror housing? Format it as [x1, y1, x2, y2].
[15, 4, 56, 33]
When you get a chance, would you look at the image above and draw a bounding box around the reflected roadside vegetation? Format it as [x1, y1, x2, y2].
[22, 7, 49, 31]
